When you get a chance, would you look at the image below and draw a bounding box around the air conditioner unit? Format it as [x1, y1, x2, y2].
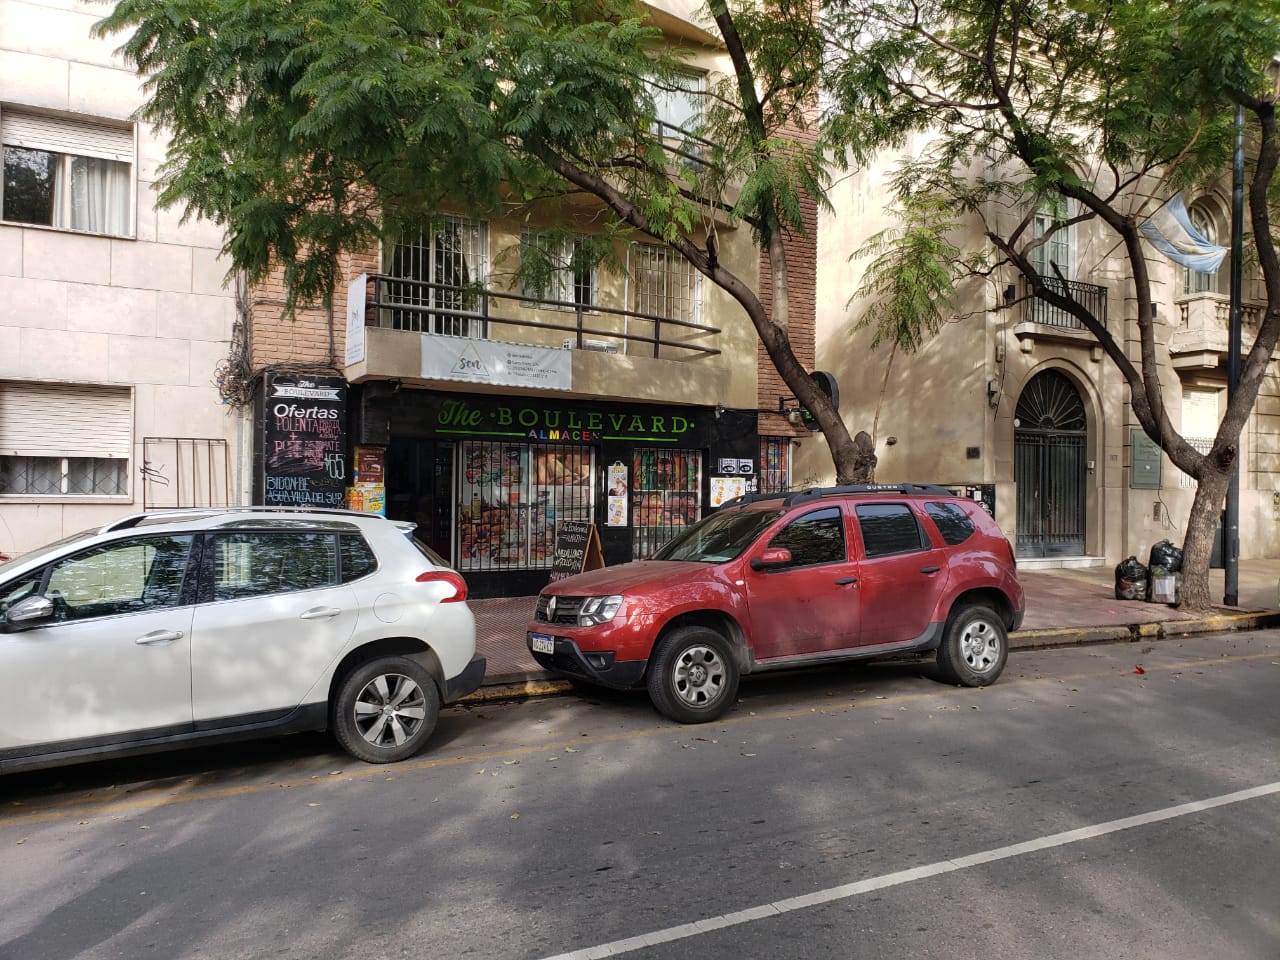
[562, 338, 619, 354]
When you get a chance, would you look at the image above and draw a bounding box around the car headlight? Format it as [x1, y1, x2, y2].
[578, 595, 624, 626]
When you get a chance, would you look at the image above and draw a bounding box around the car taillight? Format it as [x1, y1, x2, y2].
[416, 570, 468, 602]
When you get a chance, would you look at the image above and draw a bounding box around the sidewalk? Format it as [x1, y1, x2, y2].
[464, 560, 1280, 699]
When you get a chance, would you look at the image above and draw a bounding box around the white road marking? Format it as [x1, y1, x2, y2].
[538, 781, 1280, 960]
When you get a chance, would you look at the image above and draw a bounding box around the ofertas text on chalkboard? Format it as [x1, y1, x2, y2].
[549, 520, 604, 581]
[262, 373, 348, 507]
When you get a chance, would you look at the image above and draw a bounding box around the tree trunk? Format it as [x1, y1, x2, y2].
[1179, 467, 1231, 610]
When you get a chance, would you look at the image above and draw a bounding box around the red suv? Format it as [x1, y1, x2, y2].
[527, 484, 1023, 723]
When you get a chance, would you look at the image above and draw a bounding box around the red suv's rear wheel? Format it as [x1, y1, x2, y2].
[936, 604, 1008, 686]
[646, 626, 739, 723]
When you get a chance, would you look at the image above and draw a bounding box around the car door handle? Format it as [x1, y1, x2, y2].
[920, 566, 941, 575]
[835, 577, 859, 586]
[136, 629, 184, 645]
[300, 606, 342, 621]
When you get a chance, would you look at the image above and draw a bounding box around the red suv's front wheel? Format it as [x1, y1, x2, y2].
[646, 626, 739, 723]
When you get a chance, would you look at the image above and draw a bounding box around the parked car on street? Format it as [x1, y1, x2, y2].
[528, 484, 1023, 723]
[0, 507, 484, 772]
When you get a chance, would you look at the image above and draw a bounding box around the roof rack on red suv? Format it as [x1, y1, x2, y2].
[721, 483, 958, 509]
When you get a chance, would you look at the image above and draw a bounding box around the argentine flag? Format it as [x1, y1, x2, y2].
[1138, 194, 1227, 273]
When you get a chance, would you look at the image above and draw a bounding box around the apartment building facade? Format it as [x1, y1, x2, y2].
[0, 0, 247, 557]
[810, 145, 1279, 567]
[247, 1, 813, 600]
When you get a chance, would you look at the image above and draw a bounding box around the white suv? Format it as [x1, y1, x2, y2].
[0, 508, 484, 772]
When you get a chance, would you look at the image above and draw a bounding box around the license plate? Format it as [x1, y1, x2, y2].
[530, 633, 555, 655]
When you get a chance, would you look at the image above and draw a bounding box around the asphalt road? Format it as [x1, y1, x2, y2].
[2, 631, 1278, 960]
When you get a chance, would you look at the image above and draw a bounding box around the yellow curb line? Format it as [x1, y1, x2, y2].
[468, 611, 1280, 704]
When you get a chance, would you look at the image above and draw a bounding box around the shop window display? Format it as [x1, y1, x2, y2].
[631, 448, 702, 559]
[759, 437, 791, 493]
[457, 441, 594, 570]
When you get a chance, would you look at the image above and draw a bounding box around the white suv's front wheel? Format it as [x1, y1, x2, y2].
[332, 656, 441, 763]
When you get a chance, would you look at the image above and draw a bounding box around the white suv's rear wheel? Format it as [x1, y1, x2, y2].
[646, 626, 738, 723]
[332, 656, 440, 763]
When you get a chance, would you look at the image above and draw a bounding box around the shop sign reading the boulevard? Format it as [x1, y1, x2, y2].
[435, 396, 697, 444]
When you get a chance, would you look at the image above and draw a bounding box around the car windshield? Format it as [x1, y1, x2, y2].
[651, 509, 782, 562]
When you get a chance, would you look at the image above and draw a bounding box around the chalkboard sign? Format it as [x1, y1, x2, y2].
[261, 373, 348, 507]
[549, 520, 604, 581]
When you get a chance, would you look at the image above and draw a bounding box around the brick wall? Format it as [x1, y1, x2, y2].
[756, 116, 818, 439]
[249, 248, 379, 370]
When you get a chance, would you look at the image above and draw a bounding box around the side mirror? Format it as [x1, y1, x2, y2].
[749, 547, 794, 571]
[3, 595, 55, 632]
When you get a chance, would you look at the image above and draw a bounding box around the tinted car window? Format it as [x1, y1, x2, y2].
[213, 533, 337, 600]
[767, 507, 846, 566]
[925, 502, 976, 546]
[340, 535, 378, 582]
[855, 504, 925, 558]
[45, 535, 194, 621]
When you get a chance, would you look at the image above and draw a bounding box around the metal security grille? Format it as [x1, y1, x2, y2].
[631, 447, 702, 559]
[1015, 433, 1086, 557]
[141, 438, 231, 509]
[456, 440, 594, 571]
[383, 215, 488, 337]
[1015, 371, 1087, 557]
[759, 437, 791, 493]
[1179, 437, 1213, 488]
[630, 244, 701, 355]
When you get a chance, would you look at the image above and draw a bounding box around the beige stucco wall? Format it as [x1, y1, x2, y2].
[0, 0, 249, 555]
[809, 142, 1280, 562]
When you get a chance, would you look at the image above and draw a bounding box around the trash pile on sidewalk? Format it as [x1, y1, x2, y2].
[1114, 540, 1184, 605]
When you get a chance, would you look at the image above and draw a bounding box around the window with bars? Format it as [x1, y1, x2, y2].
[0, 456, 127, 496]
[0, 381, 131, 497]
[630, 244, 702, 355]
[758, 437, 792, 493]
[456, 440, 595, 571]
[631, 447, 702, 559]
[383, 215, 488, 337]
[519, 229, 596, 311]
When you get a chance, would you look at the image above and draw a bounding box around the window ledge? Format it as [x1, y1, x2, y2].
[0, 494, 133, 504]
[0, 218, 135, 242]
[1013, 321, 1095, 345]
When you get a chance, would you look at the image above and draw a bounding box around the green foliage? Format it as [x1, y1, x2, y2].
[819, 0, 1280, 347]
[851, 192, 983, 352]
[94, 0, 848, 315]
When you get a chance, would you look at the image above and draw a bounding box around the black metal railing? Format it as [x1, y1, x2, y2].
[1022, 277, 1108, 330]
[370, 276, 722, 359]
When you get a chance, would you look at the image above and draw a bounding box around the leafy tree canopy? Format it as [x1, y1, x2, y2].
[97, 0, 829, 310]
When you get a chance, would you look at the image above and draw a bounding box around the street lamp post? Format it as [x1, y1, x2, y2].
[1224, 105, 1244, 606]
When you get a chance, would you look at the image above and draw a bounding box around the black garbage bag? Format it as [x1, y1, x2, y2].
[1148, 539, 1183, 573]
[1114, 556, 1149, 601]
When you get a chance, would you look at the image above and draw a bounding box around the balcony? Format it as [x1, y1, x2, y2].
[369, 275, 720, 359]
[1170, 292, 1267, 370]
[1013, 276, 1108, 347]
[348, 275, 754, 408]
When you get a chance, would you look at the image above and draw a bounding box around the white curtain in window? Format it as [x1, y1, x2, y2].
[50, 156, 130, 235]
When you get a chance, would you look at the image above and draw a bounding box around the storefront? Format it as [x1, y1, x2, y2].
[362, 387, 760, 598]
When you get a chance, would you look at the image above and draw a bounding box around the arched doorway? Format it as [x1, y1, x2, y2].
[1015, 370, 1087, 557]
